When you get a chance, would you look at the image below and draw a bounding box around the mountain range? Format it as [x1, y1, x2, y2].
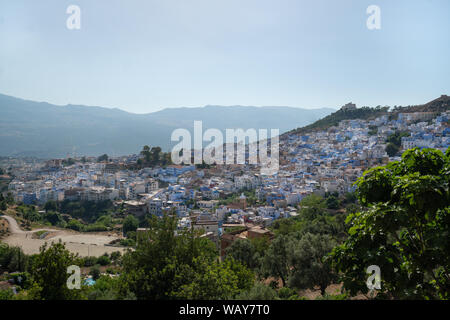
[0, 94, 334, 158]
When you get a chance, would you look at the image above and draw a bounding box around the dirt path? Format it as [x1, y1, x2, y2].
[0, 215, 127, 257]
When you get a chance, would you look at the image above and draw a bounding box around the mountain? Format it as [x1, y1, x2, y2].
[0, 94, 334, 158]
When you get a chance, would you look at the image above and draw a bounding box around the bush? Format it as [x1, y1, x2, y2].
[277, 287, 298, 299]
[119, 239, 135, 247]
[97, 255, 111, 266]
[122, 215, 139, 236]
[83, 256, 97, 267]
[43, 211, 62, 226]
[84, 223, 108, 232]
[0, 244, 29, 273]
[235, 283, 278, 300]
[110, 251, 121, 262]
[90, 265, 101, 281]
[66, 219, 84, 232]
[0, 288, 14, 300]
[105, 267, 116, 275]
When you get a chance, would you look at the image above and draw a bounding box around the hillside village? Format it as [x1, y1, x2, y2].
[2, 96, 449, 251]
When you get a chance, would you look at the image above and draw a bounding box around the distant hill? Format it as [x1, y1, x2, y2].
[0, 93, 334, 158]
[287, 95, 450, 136]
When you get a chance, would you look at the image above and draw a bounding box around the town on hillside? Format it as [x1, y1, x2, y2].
[2, 99, 449, 249]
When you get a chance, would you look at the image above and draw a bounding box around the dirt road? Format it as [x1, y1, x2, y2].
[0, 215, 127, 257]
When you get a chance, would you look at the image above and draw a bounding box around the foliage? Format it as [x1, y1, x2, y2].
[291, 106, 389, 134]
[97, 254, 111, 266]
[97, 154, 109, 162]
[17, 205, 41, 222]
[28, 241, 84, 300]
[261, 235, 290, 287]
[386, 142, 400, 157]
[66, 219, 84, 232]
[0, 288, 14, 300]
[235, 283, 278, 300]
[0, 244, 29, 273]
[326, 195, 340, 210]
[137, 145, 172, 168]
[86, 275, 122, 300]
[90, 265, 101, 281]
[62, 158, 75, 166]
[278, 287, 300, 300]
[122, 215, 139, 236]
[226, 239, 260, 270]
[287, 233, 338, 295]
[175, 258, 254, 299]
[118, 213, 247, 299]
[331, 147, 450, 299]
[386, 131, 410, 147]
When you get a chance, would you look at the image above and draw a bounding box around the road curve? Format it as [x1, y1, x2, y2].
[0, 214, 127, 257]
[0, 215, 58, 234]
[0, 215, 26, 234]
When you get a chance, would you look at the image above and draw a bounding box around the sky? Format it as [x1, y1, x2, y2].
[0, 0, 449, 114]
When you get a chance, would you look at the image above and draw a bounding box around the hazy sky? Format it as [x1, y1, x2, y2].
[0, 0, 449, 113]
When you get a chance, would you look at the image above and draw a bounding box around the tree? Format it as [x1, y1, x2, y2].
[235, 283, 278, 300]
[226, 239, 259, 270]
[175, 258, 254, 299]
[29, 241, 83, 300]
[298, 194, 327, 220]
[110, 251, 121, 263]
[85, 275, 123, 300]
[385, 142, 399, 157]
[288, 233, 337, 295]
[90, 265, 101, 281]
[97, 254, 111, 266]
[0, 244, 29, 273]
[118, 213, 218, 299]
[122, 215, 139, 236]
[326, 195, 339, 210]
[331, 147, 450, 299]
[43, 211, 62, 226]
[97, 154, 108, 162]
[261, 235, 290, 287]
[44, 200, 58, 212]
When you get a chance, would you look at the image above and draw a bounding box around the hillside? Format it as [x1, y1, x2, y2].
[287, 95, 450, 136]
[0, 94, 333, 158]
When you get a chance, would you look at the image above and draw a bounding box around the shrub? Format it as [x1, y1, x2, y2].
[97, 255, 111, 266]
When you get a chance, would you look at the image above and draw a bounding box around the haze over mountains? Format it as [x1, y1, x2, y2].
[0, 94, 334, 158]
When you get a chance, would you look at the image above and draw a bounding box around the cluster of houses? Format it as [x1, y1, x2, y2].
[4, 104, 449, 249]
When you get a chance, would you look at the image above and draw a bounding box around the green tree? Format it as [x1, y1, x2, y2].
[29, 241, 83, 300]
[385, 142, 399, 157]
[235, 283, 278, 300]
[86, 275, 122, 300]
[288, 233, 337, 295]
[261, 235, 290, 287]
[331, 147, 450, 299]
[226, 239, 259, 270]
[97, 154, 109, 162]
[90, 265, 101, 281]
[0, 244, 29, 273]
[175, 258, 254, 299]
[298, 194, 327, 220]
[0, 288, 14, 300]
[118, 213, 218, 299]
[326, 195, 340, 210]
[122, 215, 139, 236]
[97, 254, 111, 266]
